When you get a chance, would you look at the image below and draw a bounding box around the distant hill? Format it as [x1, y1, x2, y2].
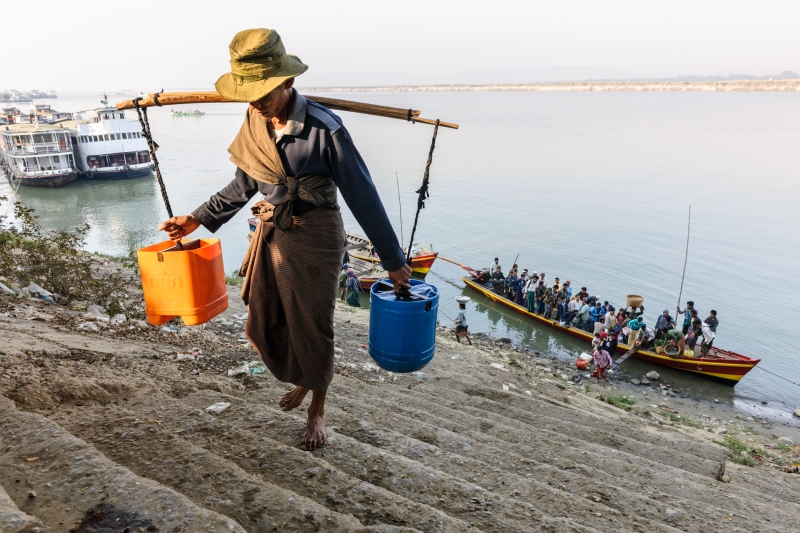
[298, 68, 800, 88]
[656, 70, 799, 82]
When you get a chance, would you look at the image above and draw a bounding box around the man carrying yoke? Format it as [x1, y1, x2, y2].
[159, 29, 411, 450]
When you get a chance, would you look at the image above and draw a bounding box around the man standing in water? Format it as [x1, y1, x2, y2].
[158, 29, 410, 451]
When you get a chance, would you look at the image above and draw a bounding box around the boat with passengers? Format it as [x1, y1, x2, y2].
[451, 263, 760, 386]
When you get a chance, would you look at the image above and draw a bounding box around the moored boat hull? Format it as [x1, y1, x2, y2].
[83, 166, 154, 180]
[461, 276, 759, 386]
[6, 170, 79, 188]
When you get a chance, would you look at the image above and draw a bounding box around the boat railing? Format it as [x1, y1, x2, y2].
[16, 168, 72, 177]
[4, 143, 71, 155]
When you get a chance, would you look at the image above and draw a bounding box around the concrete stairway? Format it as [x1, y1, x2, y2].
[1, 314, 799, 531]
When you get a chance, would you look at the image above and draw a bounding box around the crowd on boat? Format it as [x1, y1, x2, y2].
[481, 257, 720, 359]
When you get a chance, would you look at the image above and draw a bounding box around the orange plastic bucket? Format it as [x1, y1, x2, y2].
[137, 238, 228, 326]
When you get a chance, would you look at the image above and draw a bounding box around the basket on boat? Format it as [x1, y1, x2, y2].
[655, 345, 666, 354]
[626, 294, 644, 308]
[664, 345, 681, 358]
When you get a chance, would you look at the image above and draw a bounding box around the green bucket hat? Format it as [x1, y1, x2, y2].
[215, 28, 308, 103]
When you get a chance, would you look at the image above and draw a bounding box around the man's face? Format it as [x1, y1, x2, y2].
[250, 79, 294, 119]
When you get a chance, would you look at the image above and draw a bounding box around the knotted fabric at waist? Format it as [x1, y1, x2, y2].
[262, 174, 338, 231]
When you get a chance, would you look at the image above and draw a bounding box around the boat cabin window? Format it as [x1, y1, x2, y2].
[86, 151, 150, 167]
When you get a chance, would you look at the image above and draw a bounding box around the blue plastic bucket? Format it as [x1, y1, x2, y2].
[369, 279, 439, 373]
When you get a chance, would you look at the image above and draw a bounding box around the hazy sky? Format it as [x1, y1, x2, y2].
[2, 0, 799, 91]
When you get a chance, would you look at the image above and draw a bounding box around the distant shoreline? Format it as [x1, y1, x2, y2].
[299, 79, 800, 93]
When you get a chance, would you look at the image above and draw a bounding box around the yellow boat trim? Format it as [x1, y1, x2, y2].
[351, 253, 380, 264]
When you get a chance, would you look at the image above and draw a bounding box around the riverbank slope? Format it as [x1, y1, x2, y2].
[1, 286, 799, 532]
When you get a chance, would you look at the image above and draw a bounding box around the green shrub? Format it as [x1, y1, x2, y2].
[598, 394, 635, 410]
[658, 412, 703, 428]
[225, 269, 243, 287]
[0, 195, 143, 318]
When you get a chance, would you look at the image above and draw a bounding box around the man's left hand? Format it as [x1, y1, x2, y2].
[387, 264, 412, 293]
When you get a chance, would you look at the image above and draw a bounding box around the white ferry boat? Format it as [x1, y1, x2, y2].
[9, 90, 32, 102]
[0, 123, 79, 187]
[70, 107, 153, 179]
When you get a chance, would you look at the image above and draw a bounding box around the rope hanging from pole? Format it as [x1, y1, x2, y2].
[133, 96, 182, 249]
[405, 119, 440, 264]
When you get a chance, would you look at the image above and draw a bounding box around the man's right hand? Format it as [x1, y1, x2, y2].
[158, 215, 201, 241]
[387, 263, 412, 293]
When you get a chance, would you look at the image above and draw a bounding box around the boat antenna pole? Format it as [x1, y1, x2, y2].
[396, 172, 404, 249]
[676, 205, 691, 310]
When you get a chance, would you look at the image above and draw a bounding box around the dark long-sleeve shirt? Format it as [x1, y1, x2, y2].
[192, 90, 406, 272]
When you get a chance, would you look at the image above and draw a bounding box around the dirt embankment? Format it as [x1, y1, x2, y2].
[1, 286, 799, 532]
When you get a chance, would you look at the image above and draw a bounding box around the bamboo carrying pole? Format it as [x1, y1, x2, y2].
[116, 91, 459, 129]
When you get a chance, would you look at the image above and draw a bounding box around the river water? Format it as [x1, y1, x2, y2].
[2, 91, 798, 420]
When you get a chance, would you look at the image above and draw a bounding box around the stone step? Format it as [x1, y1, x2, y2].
[304, 378, 800, 529]
[180, 390, 605, 533]
[0, 484, 47, 533]
[48, 404, 374, 533]
[318, 377, 723, 479]
[420, 382, 726, 464]
[118, 391, 469, 533]
[252, 380, 800, 532]
[406, 381, 800, 509]
[0, 397, 245, 533]
[392, 381, 725, 479]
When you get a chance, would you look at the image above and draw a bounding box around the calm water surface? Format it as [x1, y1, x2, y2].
[2, 91, 798, 419]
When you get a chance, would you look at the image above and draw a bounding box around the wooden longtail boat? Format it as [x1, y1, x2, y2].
[343, 232, 438, 288]
[248, 218, 437, 289]
[461, 275, 760, 386]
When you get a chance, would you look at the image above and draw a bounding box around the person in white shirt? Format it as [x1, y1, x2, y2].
[699, 321, 715, 356]
[490, 257, 501, 273]
[524, 274, 539, 312]
[636, 323, 656, 349]
[539, 272, 549, 287]
[561, 296, 580, 327]
[603, 305, 616, 332]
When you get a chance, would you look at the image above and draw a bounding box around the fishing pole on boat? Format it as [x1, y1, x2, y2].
[676, 205, 691, 310]
[396, 172, 404, 248]
[117, 92, 459, 129]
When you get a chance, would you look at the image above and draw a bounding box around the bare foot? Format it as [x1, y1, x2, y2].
[279, 386, 309, 411]
[301, 413, 327, 451]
